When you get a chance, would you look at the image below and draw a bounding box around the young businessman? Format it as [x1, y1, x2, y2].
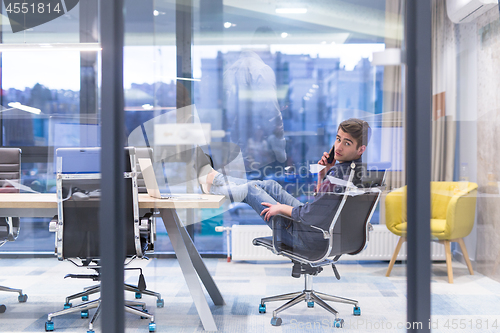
[197, 118, 371, 251]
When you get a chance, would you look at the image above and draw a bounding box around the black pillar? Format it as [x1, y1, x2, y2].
[100, 0, 125, 332]
[176, 0, 195, 238]
[80, 0, 98, 116]
[405, 0, 432, 331]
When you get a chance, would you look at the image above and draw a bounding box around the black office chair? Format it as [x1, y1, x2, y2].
[253, 163, 385, 327]
[0, 148, 28, 314]
[46, 147, 160, 333]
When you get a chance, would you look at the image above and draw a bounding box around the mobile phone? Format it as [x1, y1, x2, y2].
[327, 146, 335, 164]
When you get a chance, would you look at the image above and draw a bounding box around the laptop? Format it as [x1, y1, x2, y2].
[138, 157, 204, 200]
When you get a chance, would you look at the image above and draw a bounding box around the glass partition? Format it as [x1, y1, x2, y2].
[429, 0, 500, 330]
[0, 1, 437, 332]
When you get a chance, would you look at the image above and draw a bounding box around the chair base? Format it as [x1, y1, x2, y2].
[259, 274, 359, 326]
[0, 285, 28, 313]
[63, 283, 163, 308]
[46, 298, 155, 332]
[46, 282, 162, 332]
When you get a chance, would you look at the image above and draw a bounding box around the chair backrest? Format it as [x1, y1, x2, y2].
[0, 148, 21, 245]
[134, 147, 154, 193]
[275, 163, 384, 264]
[0, 148, 21, 193]
[55, 147, 149, 261]
[329, 164, 385, 257]
[330, 191, 380, 256]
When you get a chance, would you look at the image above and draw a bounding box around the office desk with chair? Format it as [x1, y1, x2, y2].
[0, 192, 226, 331]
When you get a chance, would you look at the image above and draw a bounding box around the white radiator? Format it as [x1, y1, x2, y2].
[231, 224, 446, 261]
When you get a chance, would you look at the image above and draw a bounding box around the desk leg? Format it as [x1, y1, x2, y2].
[161, 209, 225, 304]
[159, 209, 218, 331]
[178, 220, 225, 305]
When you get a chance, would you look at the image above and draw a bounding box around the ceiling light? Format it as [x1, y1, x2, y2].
[142, 104, 154, 110]
[224, 22, 232, 28]
[7, 102, 41, 114]
[176, 77, 201, 82]
[312, 84, 319, 89]
[281, 32, 288, 38]
[276, 7, 307, 14]
[153, 10, 159, 16]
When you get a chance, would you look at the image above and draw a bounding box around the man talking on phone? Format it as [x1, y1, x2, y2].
[197, 118, 371, 252]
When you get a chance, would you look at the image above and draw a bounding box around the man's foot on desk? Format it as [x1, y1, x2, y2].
[194, 146, 215, 194]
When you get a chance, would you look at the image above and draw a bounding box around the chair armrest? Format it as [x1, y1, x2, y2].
[445, 188, 477, 239]
[274, 213, 298, 221]
[270, 215, 329, 242]
[49, 215, 58, 233]
[385, 187, 406, 234]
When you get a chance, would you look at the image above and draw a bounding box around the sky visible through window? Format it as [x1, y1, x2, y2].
[1, 43, 385, 91]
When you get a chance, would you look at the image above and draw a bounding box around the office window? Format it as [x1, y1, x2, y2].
[121, 0, 392, 255]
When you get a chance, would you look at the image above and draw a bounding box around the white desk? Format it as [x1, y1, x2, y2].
[0, 193, 226, 331]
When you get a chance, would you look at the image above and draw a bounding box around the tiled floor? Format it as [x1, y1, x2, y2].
[1, 258, 500, 332]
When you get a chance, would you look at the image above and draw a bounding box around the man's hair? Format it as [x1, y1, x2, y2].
[338, 118, 371, 148]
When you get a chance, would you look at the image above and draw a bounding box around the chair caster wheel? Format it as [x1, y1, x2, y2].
[141, 309, 149, 319]
[18, 294, 28, 303]
[149, 322, 157, 332]
[271, 317, 282, 326]
[259, 304, 266, 313]
[81, 310, 89, 318]
[334, 318, 344, 328]
[0, 305, 6, 313]
[45, 321, 54, 331]
[135, 292, 142, 299]
[82, 295, 89, 301]
[157, 299, 164, 308]
[307, 301, 314, 308]
[64, 302, 72, 309]
[353, 306, 361, 316]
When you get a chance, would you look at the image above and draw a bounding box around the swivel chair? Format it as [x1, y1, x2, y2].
[253, 163, 385, 327]
[385, 181, 478, 283]
[46, 147, 160, 332]
[0, 148, 28, 314]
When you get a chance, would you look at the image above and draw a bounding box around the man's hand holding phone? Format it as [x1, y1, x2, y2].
[317, 146, 336, 179]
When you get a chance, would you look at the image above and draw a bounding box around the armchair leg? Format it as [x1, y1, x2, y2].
[444, 240, 453, 283]
[456, 238, 474, 276]
[386, 236, 406, 277]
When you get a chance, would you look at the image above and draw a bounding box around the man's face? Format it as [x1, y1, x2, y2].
[334, 129, 366, 162]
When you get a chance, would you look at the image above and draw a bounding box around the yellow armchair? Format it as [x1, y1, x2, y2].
[385, 181, 478, 283]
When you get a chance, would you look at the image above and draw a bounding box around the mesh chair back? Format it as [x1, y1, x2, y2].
[0, 148, 21, 193]
[134, 148, 154, 193]
[330, 191, 380, 256]
[271, 165, 385, 263]
[59, 148, 137, 260]
[0, 148, 21, 243]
